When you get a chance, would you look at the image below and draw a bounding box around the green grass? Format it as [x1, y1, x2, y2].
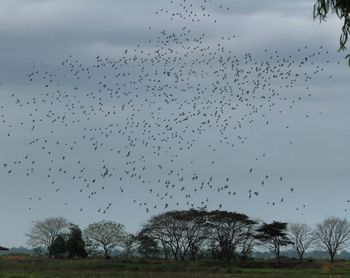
[0, 256, 349, 277]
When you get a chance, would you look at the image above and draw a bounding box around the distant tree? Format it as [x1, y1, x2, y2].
[121, 233, 136, 259]
[206, 211, 257, 261]
[83, 220, 126, 259]
[49, 235, 66, 258]
[26, 217, 69, 258]
[136, 231, 161, 258]
[288, 223, 314, 262]
[313, 0, 350, 65]
[255, 221, 293, 266]
[314, 216, 350, 262]
[66, 224, 87, 258]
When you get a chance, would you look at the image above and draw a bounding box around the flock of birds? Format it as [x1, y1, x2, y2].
[0, 0, 345, 217]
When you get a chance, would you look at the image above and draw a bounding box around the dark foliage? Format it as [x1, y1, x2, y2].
[49, 235, 66, 258]
[255, 221, 293, 266]
[66, 225, 87, 258]
[314, 0, 350, 65]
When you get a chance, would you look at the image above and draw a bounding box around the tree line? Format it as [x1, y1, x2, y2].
[25, 210, 350, 265]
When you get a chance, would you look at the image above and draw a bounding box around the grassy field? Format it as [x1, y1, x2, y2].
[0, 256, 349, 277]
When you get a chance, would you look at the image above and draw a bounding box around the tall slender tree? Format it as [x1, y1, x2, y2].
[288, 223, 314, 262]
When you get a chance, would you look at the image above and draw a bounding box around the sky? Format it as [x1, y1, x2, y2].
[1, 0, 350, 248]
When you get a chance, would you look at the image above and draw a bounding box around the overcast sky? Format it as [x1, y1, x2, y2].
[1, 0, 350, 248]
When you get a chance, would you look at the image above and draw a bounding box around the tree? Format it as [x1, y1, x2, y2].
[314, 216, 350, 262]
[288, 223, 314, 262]
[148, 211, 188, 261]
[160, 211, 189, 261]
[181, 209, 208, 261]
[66, 224, 87, 258]
[255, 221, 293, 267]
[136, 232, 161, 258]
[26, 217, 69, 258]
[313, 0, 350, 64]
[206, 211, 257, 261]
[138, 220, 170, 260]
[239, 219, 258, 261]
[121, 233, 136, 258]
[49, 235, 66, 258]
[138, 210, 208, 261]
[83, 220, 126, 259]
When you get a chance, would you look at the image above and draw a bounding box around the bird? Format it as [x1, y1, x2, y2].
[0, 0, 335, 217]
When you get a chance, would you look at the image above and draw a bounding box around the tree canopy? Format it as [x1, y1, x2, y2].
[26, 217, 69, 258]
[288, 223, 314, 262]
[83, 220, 126, 259]
[314, 217, 350, 262]
[255, 221, 293, 266]
[207, 211, 256, 261]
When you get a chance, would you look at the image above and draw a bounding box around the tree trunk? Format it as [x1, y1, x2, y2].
[161, 241, 168, 260]
[180, 250, 187, 261]
[48, 246, 52, 258]
[190, 250, 196, 261]
[173, 251, 178, 261]
[172, 245, 179, 261]
[276, 248, 280, 267]
[104, 248, 110, 260]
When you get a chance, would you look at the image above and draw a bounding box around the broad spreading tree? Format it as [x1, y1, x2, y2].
[26, 217, 69, 258]
[314, 216, 350, 262]
[181, 209, 208, 261]
[207, 211, 257, 261]
[83, 220, 126, 259]
[146, 210, 194, 261]
[138, 209, 208, 261]
[159, 211, 192, 261]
